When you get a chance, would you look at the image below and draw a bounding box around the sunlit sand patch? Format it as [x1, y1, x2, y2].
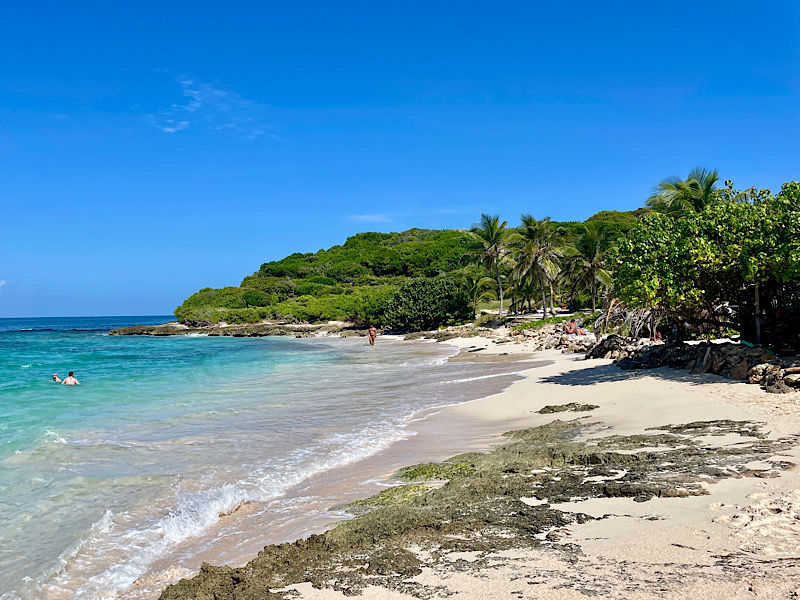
[716, 489, 800, 557]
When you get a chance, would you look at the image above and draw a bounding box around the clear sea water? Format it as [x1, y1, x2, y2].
[0, 317, 528, 600]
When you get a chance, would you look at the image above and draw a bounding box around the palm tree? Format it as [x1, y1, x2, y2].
[512, 215, 564, 319]
[564, 223, 613, 311]
[512, 275, 540, 314]
[459, 271, 496, 316]
[646, 167, 720, 215]
[469, 214, 510, 316]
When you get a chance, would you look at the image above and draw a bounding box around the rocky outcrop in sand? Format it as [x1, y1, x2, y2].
[158, 418, 799, 600]
[510, 324, 597, 354]
[585, 335, 800, 394]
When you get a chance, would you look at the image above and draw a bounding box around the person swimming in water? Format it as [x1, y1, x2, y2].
[61, 371, 80, 385]
[52, 373, 61, 383]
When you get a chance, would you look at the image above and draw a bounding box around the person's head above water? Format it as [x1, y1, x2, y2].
[52, 373, 58, 379]
[68, 371, 74, 377]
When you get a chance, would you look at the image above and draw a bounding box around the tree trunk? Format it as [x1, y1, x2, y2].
[549, 281, 555, 316]
[540, 274, 547, 320]
[591, 281, 597, 312]
[755, 282, 761, 345]
[495, 262, 503, 317]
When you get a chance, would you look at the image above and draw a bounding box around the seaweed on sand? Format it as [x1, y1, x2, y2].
[160, 419, 798, 600]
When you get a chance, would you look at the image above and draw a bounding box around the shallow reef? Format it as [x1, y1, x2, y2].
[159, 418, 798, 600]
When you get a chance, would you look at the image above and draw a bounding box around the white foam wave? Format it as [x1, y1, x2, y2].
[439, 371, 521, 384]
[44, 430, 68, 445]
[59, 421, 412, 597]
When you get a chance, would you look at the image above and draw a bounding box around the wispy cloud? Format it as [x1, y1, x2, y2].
[149, 78, 274, 140]
[347, 214, 392, 223]
[0, 280, 6, 293]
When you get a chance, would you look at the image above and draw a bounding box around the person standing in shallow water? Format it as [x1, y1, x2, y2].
[61, 371, 80, 385]
[368, 326, 377, 346]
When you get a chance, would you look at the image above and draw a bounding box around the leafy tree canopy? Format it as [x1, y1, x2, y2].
[614, 191, 800, 346]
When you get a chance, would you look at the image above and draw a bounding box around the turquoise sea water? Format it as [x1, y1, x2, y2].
[0, 317, 527, 600]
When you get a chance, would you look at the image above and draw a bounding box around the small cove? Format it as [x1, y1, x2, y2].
[0, 317, 541, 600]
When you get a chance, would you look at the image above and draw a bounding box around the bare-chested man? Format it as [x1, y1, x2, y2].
[368, 326, 378, 346]
[61, 371, 80, 385]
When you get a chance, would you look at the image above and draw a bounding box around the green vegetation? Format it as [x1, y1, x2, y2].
[615, 180, 800, 348]
[463, 211, 637, 320]
[511, 312, 601, 333]
[175, 168, 798, 345]
[383, 278, 472, 330]
[174, 212, 633, 329]
[175, 229, 474, 327]
[394, 460, 475, 481]
[468, 214, 511, 316]
[344, 484, 434, 512]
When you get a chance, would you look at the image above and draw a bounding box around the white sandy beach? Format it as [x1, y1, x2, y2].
[278, 335, 800, 600]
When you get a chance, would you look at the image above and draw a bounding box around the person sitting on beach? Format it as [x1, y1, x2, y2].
[52, 373, 61, 383]
[576, 322, 588, 336]
[61, 371, 80, 386]
[563, 319, 578, 336]
[368, 326, 378, 346]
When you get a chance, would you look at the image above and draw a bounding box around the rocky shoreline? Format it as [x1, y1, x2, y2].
[159, 415, 799, 600]
[108, 321, 368, 338]
[401, 322, 800, 395]
[585, 335, 800, 394]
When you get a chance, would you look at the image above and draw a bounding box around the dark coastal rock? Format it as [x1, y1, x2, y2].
[402, 331, 427, 340]
[401, 329, 462, 342]
[159, 418, 799, 600]
[108, 321, 368, 338]
[585, 337, 800, 395]
[339, 328, 367, 338]
[510, 323, 597, 353]
[107, 324, 204, 336]
[181, 319, 211, 328]
[538, 403, 599, 414]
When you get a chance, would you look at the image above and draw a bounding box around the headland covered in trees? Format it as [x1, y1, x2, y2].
[172, 169, 799, 352]
[174, 214, 641, 328]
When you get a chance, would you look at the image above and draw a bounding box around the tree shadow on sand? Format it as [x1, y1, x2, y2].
[537, 362, 748, 388]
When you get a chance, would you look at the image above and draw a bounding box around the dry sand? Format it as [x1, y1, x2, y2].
[281, 334, 800, 599]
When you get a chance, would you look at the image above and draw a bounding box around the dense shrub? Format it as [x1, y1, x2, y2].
[241, 290, 273, 307]
[174, 306, 225, 324]
[272, 287, 394, 325]
[384, 278, 472, 330]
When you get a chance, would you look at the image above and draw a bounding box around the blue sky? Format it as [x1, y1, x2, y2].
[1, 1, 799, 317]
